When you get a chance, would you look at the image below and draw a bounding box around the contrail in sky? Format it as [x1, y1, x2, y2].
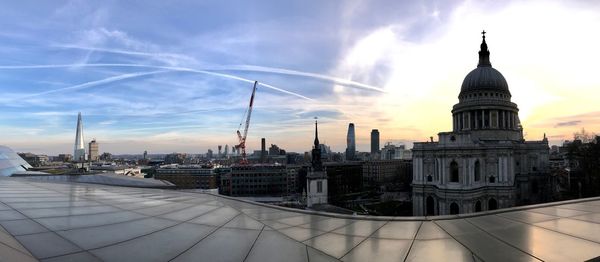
[18, 70, 169, 99]
[211, 65, 386, 93]
[0, 63, 314, 101]
[46, 45, 385, 93]
[0, 62, 385, 95]
[54, 45, 197, 65]
[195, 70, 314, 101]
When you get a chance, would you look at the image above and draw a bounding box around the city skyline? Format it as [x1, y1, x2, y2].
[2, 1, 600, 155]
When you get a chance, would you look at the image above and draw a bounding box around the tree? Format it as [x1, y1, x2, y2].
[569, 130, 600, 197]
[574, 128, 596, 143]
[580, 135, 600, 196]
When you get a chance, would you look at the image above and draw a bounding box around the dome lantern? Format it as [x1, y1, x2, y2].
[459, 31, 511, 97]
[478, 30, 491, 67]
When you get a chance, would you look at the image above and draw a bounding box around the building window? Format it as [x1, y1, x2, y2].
[488, 198, 498, 210]
[450, 161, 459, 182]
[317, 181, 323, 193]
[489, 176, 495, 183]
[450, 202, 459, 215]
[474, 160, 481, 182]
[484, 109, 489, 128]
[427, 175, 432, 182]
[475, 201, 482, 212]
[426, 196, 435, 216]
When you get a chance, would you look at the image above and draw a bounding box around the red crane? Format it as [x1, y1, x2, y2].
[235, 81, 258, 165]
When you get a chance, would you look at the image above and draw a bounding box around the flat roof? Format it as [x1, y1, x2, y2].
[0, 177, 599, 261]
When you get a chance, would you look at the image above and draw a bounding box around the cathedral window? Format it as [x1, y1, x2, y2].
[489, 176, 495, 183]
[450, 161, 459, 182]
[532, 180, 539, 194]
[427, 175, 432, 182]
[484, 110, 489, 128]
[450, 202, 459, 215]
[488, 198, 498, 210]
[474, 160, 481, 181]
[317, 181, 323, 193]
[426, 196, 435, 216]
[475, 201, 482, 212]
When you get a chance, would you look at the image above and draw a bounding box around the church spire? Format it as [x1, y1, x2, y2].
[478, 30, 492, 67]
[311, 117, 323, 171]
[314, 117, 320, 148]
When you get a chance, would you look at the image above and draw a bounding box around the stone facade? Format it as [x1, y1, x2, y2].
[412, 33, 549, 216]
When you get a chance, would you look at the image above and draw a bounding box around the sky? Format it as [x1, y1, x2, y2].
[1, 0, 600, 155]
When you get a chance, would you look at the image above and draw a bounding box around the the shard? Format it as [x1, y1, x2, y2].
[73, 112, 86, 161]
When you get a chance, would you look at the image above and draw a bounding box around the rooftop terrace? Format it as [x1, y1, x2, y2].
[0, 177, 599, 261]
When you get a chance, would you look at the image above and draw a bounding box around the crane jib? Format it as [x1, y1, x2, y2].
[236, 81, 258, 165]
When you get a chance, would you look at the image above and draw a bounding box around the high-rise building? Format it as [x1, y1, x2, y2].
[73, 112, 86, 162]
[143, 150, 148, 160]
[345, 123, 356, 160]
[88, 139, 99, 162]
[261, 138, 266, 163]
[218, 145, 222, 158]
[224, 145, 229, 157]
[371, 129, 380, 155]
[207, 149, 213, 159]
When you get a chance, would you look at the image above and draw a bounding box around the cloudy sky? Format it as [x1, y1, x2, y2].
[1, 0, 600, 155]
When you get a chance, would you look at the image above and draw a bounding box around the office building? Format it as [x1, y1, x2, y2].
[88, 139, 99, 162]
[261, 138, 266, 162]
[371, 129, 380, 155]
[363, 159, 412, 191]
[220, 165, 288, 197]
[381, 143, 410, 160]
[165, 153, 186, 164]
[155, 165, 218, 189]
[346, 123, 356, 160]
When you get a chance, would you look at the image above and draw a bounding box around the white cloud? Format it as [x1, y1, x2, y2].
[327, 0, 600, 149]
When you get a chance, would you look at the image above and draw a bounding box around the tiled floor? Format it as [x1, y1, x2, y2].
[0, 177, 600, 261]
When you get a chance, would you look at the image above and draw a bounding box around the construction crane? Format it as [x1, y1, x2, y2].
[235, 81, 258, 165]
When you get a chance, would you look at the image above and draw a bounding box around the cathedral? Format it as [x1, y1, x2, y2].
[412, 32, 550, 216]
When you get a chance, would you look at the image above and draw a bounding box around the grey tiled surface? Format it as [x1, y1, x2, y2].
[0, 178, 600, 261]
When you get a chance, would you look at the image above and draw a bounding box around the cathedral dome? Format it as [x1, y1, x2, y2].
[459, 31, 511, 97]
[460, 67, 509, 94]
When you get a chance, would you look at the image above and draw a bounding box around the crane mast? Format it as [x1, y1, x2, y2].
[235, 81, 258, 165]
